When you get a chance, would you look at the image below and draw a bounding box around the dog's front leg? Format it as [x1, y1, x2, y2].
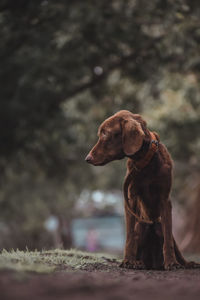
[161, 199, 181, 270]
[120, 205, 145, 270]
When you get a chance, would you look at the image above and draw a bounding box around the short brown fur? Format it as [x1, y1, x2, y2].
[86, 110, 198, 270]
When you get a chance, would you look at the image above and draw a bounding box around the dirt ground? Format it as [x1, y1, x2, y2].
[1, 259, 200, 300]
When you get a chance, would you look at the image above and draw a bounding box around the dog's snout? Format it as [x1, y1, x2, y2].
[85, 154, 93, 163]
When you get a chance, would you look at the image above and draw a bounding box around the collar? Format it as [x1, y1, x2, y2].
[129, 131, 159, 171]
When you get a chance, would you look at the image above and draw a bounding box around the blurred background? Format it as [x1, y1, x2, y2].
[0, 0, 200, 254]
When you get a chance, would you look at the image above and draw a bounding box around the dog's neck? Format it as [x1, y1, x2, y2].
[127, 131, 159, 171]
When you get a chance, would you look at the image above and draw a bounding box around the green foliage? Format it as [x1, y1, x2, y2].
[0, 0, 200, 164]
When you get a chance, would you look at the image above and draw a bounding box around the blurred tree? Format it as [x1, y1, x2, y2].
[0, 0, 200, 249]
[177, 173, 200, 253]
[0, 0, 200, 165]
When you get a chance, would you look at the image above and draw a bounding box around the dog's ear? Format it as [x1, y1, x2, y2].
[122, 118, 145, 155]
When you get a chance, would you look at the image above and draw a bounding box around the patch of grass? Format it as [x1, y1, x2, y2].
[0, 248, 117, 274]
[185, 254, 200, 263]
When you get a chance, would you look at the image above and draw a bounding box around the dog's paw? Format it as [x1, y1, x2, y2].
[120, 259, 146, 270]
[164, 261, 183, 271]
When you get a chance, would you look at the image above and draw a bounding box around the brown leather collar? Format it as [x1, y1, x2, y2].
[131, 132, 159, 171]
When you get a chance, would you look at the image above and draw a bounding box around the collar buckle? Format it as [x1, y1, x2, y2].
[151, 140, 159, 148]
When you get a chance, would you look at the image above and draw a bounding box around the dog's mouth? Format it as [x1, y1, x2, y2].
[88, 156, 124, 166]
[88, 160, 109, 166]
[86, 152, 125, 166]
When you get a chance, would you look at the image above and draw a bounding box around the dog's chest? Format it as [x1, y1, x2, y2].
[129, 172, 163, 213]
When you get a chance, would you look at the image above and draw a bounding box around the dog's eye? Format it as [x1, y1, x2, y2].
[100, 130, 106, 139]
[101, 130, 107, 137]
[101, 130, 110, 140]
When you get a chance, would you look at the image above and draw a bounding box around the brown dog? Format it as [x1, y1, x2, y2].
[85, 110, 195, 270]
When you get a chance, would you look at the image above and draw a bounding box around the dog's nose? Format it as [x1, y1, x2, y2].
[85, 154, 93, 163]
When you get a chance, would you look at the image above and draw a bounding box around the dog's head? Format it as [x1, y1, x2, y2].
[85, 110, 146, 166]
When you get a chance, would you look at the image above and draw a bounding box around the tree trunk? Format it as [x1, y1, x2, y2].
[180, 182, 200, 253]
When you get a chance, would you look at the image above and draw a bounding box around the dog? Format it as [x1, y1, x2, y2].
[85, 110, 196, 270]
